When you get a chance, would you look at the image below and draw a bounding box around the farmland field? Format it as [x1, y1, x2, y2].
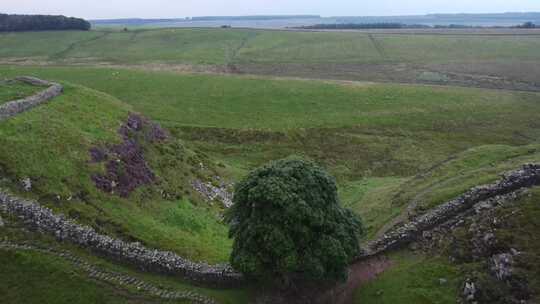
[1, 28, 540, 91]
[1, 27, 540, 304]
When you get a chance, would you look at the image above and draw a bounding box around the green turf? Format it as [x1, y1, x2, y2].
[235, 30, 382, 64]
[0, 224, 253, 304]
[376, 34, 540, 63]
[353, 251, 460, 304]
[1, 66, 539, 133]
[0, 83, 232, 264]
[0, 249, 163, 304]
[0, 79, 41, 104]
[0, 31, 105, 60]
[2, 29, 540, 66]
[392, 144, 540, 212]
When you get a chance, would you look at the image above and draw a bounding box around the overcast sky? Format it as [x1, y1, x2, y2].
[3, 0, 540, 19]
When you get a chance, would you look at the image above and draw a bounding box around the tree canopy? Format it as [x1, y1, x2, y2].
[227, 158, 363, 285]
[0, 14, 91, 32]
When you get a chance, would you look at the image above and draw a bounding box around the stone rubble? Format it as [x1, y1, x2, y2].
[0, 76, 63, 121]
[490, 252, 515, 281]
[0, 190, 243, 287]
[192, 179, 234, 208]
[463, 279, 477, 303]
[20, 177, 32, 192]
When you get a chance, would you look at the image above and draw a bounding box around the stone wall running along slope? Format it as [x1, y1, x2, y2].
[0, 191, 244, 287]
[361, 164, 540, 258]
[0, 76, 63, 121]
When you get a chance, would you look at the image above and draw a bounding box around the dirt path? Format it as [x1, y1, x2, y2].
[333, 255, 393, 304]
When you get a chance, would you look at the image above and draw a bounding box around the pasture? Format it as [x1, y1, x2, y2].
[1, 28, 540, 91]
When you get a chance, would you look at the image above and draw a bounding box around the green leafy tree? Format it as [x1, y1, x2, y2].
[226, 158, 363, 286]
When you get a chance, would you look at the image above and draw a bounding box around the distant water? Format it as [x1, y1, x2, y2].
[91, 13, 540, 29]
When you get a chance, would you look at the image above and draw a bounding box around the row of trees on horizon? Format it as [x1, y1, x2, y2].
[0, 14, 90, 31]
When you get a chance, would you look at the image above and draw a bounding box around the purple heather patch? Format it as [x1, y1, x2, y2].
[90, 113, 166, 197]
[89, 147, 108, 163]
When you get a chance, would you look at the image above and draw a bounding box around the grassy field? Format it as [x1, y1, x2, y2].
[0, 79, 41, 104]
[2, 29, 540, 66]
[3, 28, 540, 92]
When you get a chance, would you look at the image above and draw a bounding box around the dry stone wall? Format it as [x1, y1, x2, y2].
[360, 164, 540, 258]
[0, 76, 63, 121]
[0, 191, 244, 287]
[0, 241, 218, 304]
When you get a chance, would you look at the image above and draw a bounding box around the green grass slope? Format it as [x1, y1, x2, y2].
[354, 251, 460, 304]
[0, 82, 232, 263]
[0, 79, 41, 104]
[0, 250, 166, 304]
[2, 66, 539, 240]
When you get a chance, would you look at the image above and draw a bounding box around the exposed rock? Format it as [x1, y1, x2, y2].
[463, 279, 477, 303]
[20, 177, 31, 192]
[490, 253, 514, 281]
[192, 179, 234, 208]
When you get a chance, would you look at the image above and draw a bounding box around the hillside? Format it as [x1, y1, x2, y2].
[1, 26, 540, 304]
[0, 81, 237, 263]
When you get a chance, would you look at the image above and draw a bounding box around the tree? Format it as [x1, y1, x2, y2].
[0, 14, 91, 32]
[226, 158, 363, 287]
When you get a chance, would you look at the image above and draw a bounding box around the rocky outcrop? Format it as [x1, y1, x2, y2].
[192, 178, 234, 208]
[360, 164, 540, 258]
[0, 191, 243, 287]
[0, 76, 63, 121]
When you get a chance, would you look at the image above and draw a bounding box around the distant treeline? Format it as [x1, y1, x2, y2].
[296, 22, 537, 30]
[0, 14, 91, 31]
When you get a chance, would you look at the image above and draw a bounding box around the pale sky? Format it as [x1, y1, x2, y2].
[3, 0, 540, 20]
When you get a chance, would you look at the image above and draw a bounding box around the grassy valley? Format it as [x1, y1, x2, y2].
[1, 26, 539, 304]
